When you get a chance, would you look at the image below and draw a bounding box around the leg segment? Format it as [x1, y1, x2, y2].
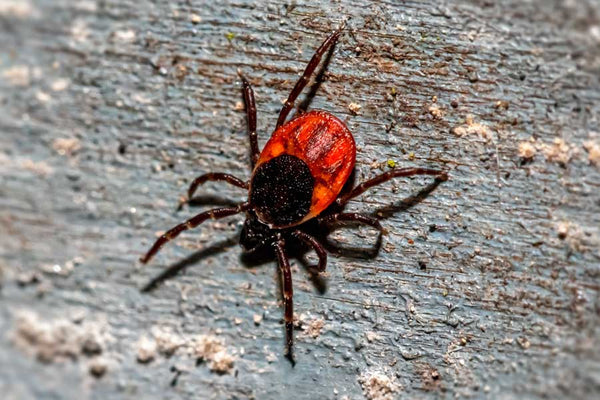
[140, 202, 250, 264]
[273, 239, 295, 364]
[187, 172, 248, 200]
[275, 26, 344, 129]
[319, 212, 383, 232]
[337, 168, 448, 206]
[292, 230, 327, 272]
[240, 74, 259, 167]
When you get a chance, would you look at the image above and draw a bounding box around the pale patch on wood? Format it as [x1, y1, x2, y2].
[583, 138, 600, 167]
[11, 310, 110, 364]
[518, 140, 537, 159]
[358, 370, 401, 400]
[451, 115, 492, 140]
[52, 138, 81, 157]
[190, 334, 235, 374]
[0, 0, 36, 18]
[2, 65, 31, 86]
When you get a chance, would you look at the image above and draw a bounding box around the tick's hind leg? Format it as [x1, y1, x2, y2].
[239, 74, 259, 167]
[275, 25, 345, 129]
[337, 168, 448, 206]
[273, 239, 295, 365]
[140, 202, 250, 264]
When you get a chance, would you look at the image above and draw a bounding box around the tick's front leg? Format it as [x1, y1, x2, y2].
[273, 239, 295, 366]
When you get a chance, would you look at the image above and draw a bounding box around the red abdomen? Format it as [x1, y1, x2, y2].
[255, 110, 356, 223]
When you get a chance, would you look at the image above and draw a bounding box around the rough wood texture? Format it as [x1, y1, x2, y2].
[1, 1, 600, 399]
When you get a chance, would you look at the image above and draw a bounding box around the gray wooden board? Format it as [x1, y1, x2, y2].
[1, 0, 600, 399]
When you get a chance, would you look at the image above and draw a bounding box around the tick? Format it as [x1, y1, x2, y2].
[140, 25, 447, 364]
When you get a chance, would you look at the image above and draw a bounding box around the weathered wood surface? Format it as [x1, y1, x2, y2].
[1, 1, 600, 399]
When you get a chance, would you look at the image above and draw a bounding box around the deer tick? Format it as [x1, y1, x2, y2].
[140, 25, 447, 364]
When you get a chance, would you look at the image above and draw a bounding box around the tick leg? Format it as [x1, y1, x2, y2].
[319, 212, 383, 232]
[187, 172, 248, 200]
[275, 25, 344, 129]
[240, 74, 259, 167]
[336, 168, 448, 206]
[140, 202, 250, 264]
[273, 239, 295, 365]
[292, 230, 327, 272]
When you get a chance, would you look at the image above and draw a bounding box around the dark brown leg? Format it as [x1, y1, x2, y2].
[292, 230, 327, 272]
[187, 172, 248, 200]
[140, 202, 250, 264]
[240, 74, 259, 167]
[273, 239, 295, 365]
[319, 212, 383, 232]
[275, 26, 344, 129]
[337, 168, 448, 206]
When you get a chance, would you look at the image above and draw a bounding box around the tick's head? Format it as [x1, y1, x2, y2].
[239, 211, 276, 253]
[249, 154, 314, 229]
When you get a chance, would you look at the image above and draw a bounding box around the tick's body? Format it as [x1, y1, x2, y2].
[140, 25, 447, 364]
[252, 111, 356, 228]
